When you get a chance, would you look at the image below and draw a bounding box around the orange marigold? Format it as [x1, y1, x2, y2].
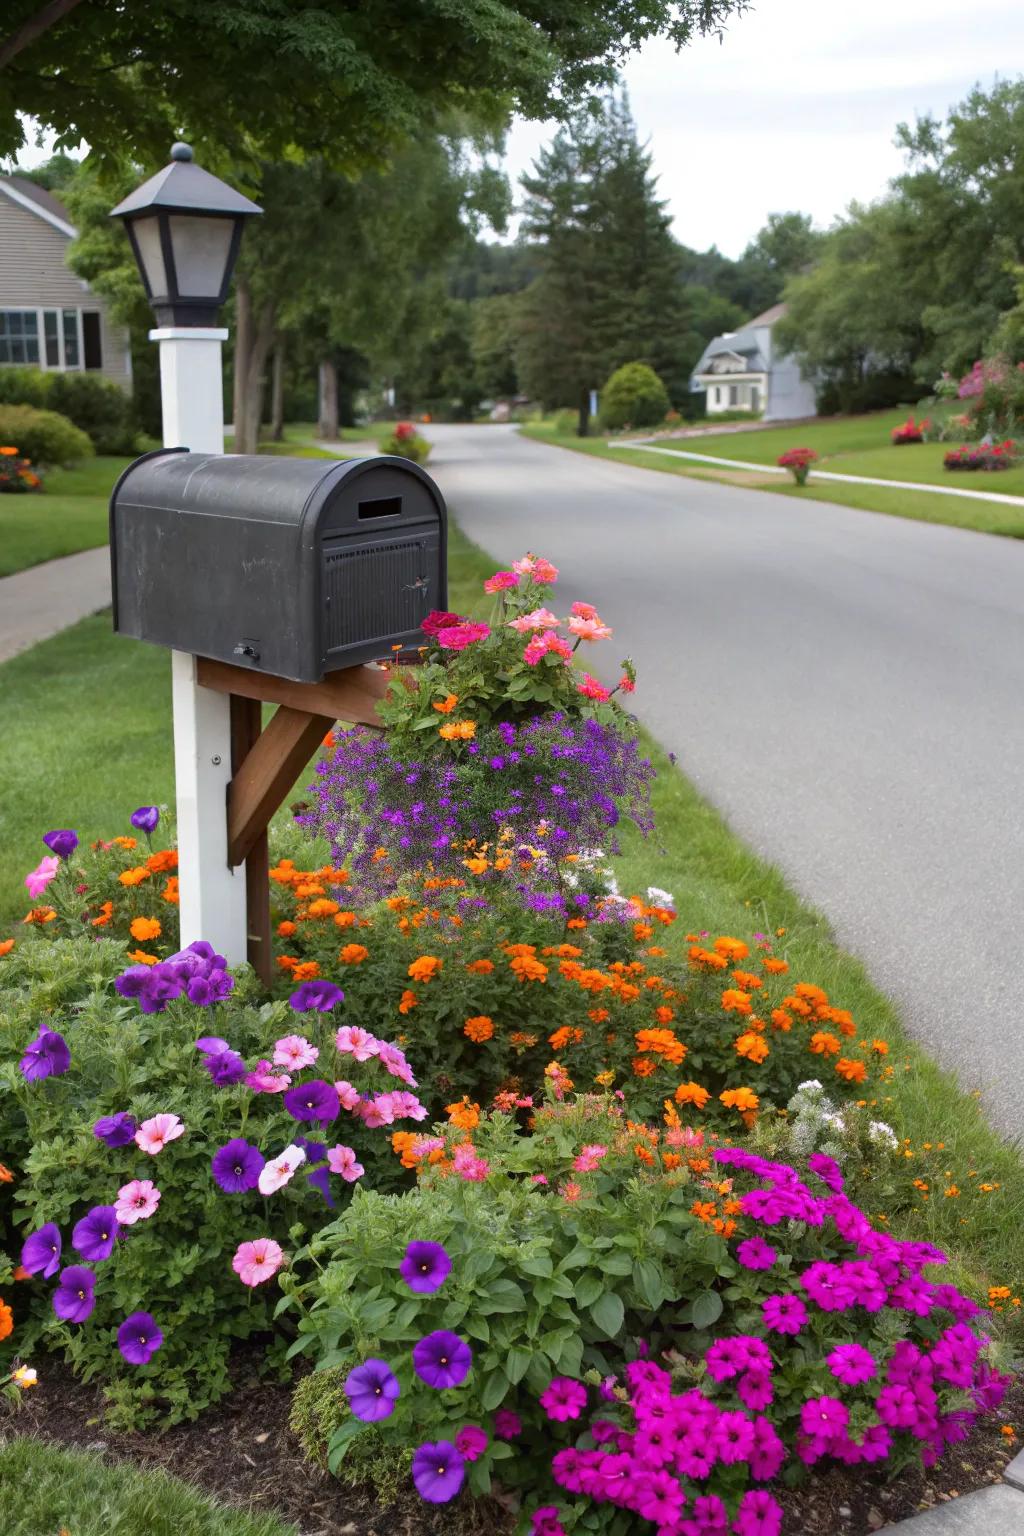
[634, 1144, 655, 1164]
[714, 936, 749, 962]
[0, 1301, 12, 1342]
[446, 1097, 480, 1130]
[465, 958, 494, 974]
[809, 1031, 842, 1056]
[632, 1057, 657, 1077]
[510, 955, 548, 983]
[588, 1006, 610, 1023]
[735, 1031, 770, 1064]
[762, 956, 789, 975]
[23, 907, 56, 925]
[161, 876, 179, 905]
[720, 989, 752, 1015]
[334, 911, 357, 928]
[770, 1008, 792, 1032]
[91, 901, 113, 929]
[438, 719, 476, 741]
[307, 898, 340, 918]
[654, 1005, 675, 1024]
[127, 949, 159, 966]
[674, 1081, 710, 1109]
[432, 694, 459, 714]
[835, 1057, 867, 1083]
[720, 1087, 760, 1112]
[464, 1015, 495, 1043]
[277, 955, 299, 971]
[731, 970, 763, 991]
[408, 955, 442, 982]
[549, 1026, 584, 1050]
[291, 961, 320, 982]
[277, 920, 297, 937]
[129, 916, 161, 942]
[118, 867, 150, 887]
[0, 1163, 13, 1183]
[870, 1038, 890, 1055]
[399, 989, 419, 1014]
[0, 938, 14, 958]
[339, 944, 369, 965]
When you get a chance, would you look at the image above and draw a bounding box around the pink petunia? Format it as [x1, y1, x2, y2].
[273, 1034, 319, 1071]
[327, 1145, 364, 1182]
[135, 1113, 185, 1155]
[483, 570, 519, 594]
[246, 1059, 292, 1093]
[376, 1041, 417, 1086]
[436, 621, 490, 650]
[570, 601, 598, 621]
[352, 1095, 394, 1128]
[257, 1143, 306, 1195]
[388, 1090, 429, 1122]
[334, 1079, 362, 1111]
[25, 856, 60, 899]
[115, 1179, 161, 1225]
[524, 630, 573, 666]
[573, 1143, 608, 1173]
[232, 1237, 284, 1287]
[508, 606, 561, 634]
[335, 1025, 379, 1062]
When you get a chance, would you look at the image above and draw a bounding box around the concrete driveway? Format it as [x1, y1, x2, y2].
[423, 423, 1024, 1141]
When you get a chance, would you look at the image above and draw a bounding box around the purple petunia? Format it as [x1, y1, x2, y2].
[118, 1311, 163, 1364]
[204, 1048, 248, 1085]
[93, 1112, 137, 1148]
[344, 1358, 401, 1422]
[71, 1205, 121, 1263]
[42, 828, 78, 860]
[411, 1441, 465, 1503]
[283, 1079, 339, 1124]
[211, 1138, 264, 1193]
[187, 972, 236, 1007]
[289, 980, 345, 1013]
[412, 1330, 473, 1390]
[21, 1222, 62, 1278]
[20, 1027, 71, 1082]
[53, 1265, 96, 1323]
[130, 806, 160, 835]
[400, 1241, 452, 1295]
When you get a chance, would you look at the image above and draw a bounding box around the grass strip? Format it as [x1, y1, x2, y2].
[0, 1436, 296, 1536]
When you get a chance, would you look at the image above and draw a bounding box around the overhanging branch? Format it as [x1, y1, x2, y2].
[0, 0, 86, 73]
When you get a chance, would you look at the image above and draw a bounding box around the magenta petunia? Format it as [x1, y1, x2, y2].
[454, 1425, 488, 1462]
[539, 1377, 587, 1423]
[761, 1293, 808, 1336]
[736, 1237, 777, 1271]
[827, 1343, 877, 1386]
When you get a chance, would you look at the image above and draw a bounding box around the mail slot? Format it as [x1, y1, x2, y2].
[109, 448, 447, 682]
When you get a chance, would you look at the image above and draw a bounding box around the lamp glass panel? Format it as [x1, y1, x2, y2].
[132, 217, 168, 298]
[168, 215, 235, 298]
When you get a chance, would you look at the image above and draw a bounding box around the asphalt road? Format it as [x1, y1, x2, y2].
[423, 423, 1024, 1141]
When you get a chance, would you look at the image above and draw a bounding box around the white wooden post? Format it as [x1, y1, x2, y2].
[151, 326, 248, 964]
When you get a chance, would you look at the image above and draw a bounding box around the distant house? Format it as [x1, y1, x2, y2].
[691, 302, 816, 423]
[0, 176, 131, 389]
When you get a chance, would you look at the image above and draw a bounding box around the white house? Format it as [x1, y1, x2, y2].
[0, 175, 131, 388]
[691, 302, 816, 422]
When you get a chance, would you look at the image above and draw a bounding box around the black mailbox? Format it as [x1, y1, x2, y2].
[109, 448, 447, 683]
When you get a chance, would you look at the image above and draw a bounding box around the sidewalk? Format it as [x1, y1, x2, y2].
[884, 1480, 1024, 1532]
[0, 546, 111, 665]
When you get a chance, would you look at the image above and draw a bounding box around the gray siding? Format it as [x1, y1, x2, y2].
[0, 191, 132, 390]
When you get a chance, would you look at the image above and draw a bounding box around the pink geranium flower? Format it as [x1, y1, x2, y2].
[257, 1143, 306, 1195]
[232, 1237, 284, 1287]
[376, 1041, 417, 1085]
[524, 631, 573, 666]
[570, 601, 598, 621]
[25, 855, 60, 899]
[327, 1145, 364, 1182]
[532, 558, 559, 583]
[273, 1034, 319, 1071]
[508, 606, 561, 634]
[246, 1059, 291, 1093]
[135, 1113, 185, 1155]
[483, 570, 519, 594]
[576, 673, 611, 701]
[115, 1179, 161, 1225]
[352, 1095, 394, 1128]
[453, 1143, 490, 1181]
[335, 1025, 379, 1061]
[573, 1143, 608, 1173]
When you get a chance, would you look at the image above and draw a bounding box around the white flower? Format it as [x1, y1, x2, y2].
[868, 1120, 899, 1149]
[258, 1143, 306, 1196]
[821, 1113, 846, 1133]
[646, 886, 676, 910]
[796, 1080, 823, 1096]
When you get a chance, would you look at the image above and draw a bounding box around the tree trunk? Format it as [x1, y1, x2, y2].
[576, 388, 590, 439]
[270, 337, 286, 441]
[318, 359, 339, 440]
[234, 298, 276, 455]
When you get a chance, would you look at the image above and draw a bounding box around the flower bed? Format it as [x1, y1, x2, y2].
[891, 416, 930, 445]
[944, 441, 1019, 472]
[0, 444, 41, 493]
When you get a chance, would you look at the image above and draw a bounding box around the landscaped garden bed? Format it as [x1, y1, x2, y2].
[2, 543, 1022, 1536]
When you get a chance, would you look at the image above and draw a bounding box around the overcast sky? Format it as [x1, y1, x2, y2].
[503, 0, 1024, 255]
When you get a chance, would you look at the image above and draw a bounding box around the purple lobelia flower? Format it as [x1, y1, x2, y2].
[289, 980, 345, 1013]
[130, 806, 160, 835]
[211, 1138, 264, 1193]
[400, 1241, 452, 1295]
[345, 1358, 401, 1422]
[284, 1079, 339, 1124]
[72, 1205, 120, 1263]
[20, 1027, 71, 1082]
[42, 828, 78, 860]
[412, 1330, 472, 1390]
[93, 1112, 137, 1148]
[21, 1222, 62, 1278]
[53, 1265, 96, 1322]
[411, 1441, 465, 1503]
[117, 1311, 163, 1364]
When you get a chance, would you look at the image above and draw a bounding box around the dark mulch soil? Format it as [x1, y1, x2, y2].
[14, 1353, 1024, 1536]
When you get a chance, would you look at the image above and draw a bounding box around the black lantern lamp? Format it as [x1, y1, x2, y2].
[111, 143, 262, 326]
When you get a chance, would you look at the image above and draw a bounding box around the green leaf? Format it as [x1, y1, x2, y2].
[591, 1291, 625, 1338]
[633, 1259, 666, 1311]
[505, 1346, 531, 1385]
[691, 1290, 724, 1330]
[326, 1417, 365, 1474]
[480, 1367, 510, 1411]
[574, 1273, 604, 1309]
[518, 1253, 553, 1278]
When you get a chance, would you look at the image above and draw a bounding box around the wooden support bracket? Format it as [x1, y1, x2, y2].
[212, 659, 394, 988]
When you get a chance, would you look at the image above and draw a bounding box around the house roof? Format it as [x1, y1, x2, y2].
[746, 302, 787, 328]
[689, 302, 788, 383]
[0, 175, 77, 237]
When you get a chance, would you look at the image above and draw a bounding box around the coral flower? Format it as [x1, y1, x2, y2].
[567, 615, 612, 641]
[483, 570, 519, 593]
[232, 1237, 284, 1287]
[135, 1113, 185, 1155]
[576, 673, 611, 701]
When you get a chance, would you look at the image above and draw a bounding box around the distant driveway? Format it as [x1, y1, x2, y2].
[423, 423, 1024, 1140]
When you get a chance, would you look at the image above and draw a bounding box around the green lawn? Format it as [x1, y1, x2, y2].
[520, 418, 1024, 538]
[0, 1438, 295, 1536]
[2, 521, 1022, 1318]
[0, 456, 132, 579]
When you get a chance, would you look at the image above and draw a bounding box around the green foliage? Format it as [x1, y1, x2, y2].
[0, 368, 50, 409]
[598, 361, 670, 430]
[0, 405, 93, 468]
[0, 364, 137, 456]
[379, 427, 432, 463]
[289, 1368, 411, 1499]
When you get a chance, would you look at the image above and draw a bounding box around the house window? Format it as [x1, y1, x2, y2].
[728, 384, 738, 406]
[713, 386, 721, 405]
[62, 310, 80, 368]
[43, 310, 60, 366]
[83, 312, 102, 370]
[0, 310, 40, 364]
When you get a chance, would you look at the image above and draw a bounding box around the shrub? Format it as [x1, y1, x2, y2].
[551, 410, 580, 437]
[286, 1104, 1010, 1522]
[0, 942, 428, 1426]
[0, 446, 42, 492]
[381, 422, 431, 463]
[891, 415, 930, 445]
[0, 366, 50, 409]
[47, 372, 137, 455]
[599, 363, 670, 432]
[777, 447, 817, 486]
[0, 404, 92, 467]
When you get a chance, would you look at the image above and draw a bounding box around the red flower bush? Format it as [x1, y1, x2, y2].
[892, 415, 930, 445]
[777, 448, 818, 486]
[944, 440, 1018, 472]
